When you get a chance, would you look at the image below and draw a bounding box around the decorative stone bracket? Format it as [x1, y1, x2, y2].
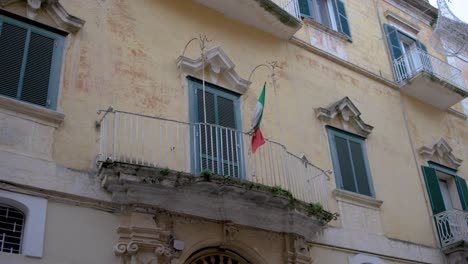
[176, 45, 251, 94]
[113, 213, 181, 264]
[419, 138, 463, 169]
[316, 97, 374, 137]
[0, 0, 85, 32]
[286, 236, 312, 264]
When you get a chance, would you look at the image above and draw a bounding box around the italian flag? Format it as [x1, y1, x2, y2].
[251, 83, 266, 153]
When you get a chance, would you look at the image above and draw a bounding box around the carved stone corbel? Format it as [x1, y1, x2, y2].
[286, 235, 312, 264]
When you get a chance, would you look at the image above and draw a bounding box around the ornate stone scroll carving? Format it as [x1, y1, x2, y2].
[316, 97, 374, 137]
[419, 138, 463, 169]
[114, 213, 182, 264]
[286, 236, 313, 264]
[0, 0, 85, 31]
[177, 45, 251, 94]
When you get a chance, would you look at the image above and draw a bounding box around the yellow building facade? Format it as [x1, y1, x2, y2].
[0, 0, 467, 263]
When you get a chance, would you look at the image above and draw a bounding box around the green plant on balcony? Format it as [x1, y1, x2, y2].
[200, 169, 213, 181]
[270, 185, 293, 200]
[306, 202, 339, 224]
[160, 168, 171, 176]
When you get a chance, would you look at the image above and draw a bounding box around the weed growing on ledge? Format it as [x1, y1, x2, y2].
[270, 185, 294, 200]
[160, 168, 171, 176]
[200, 169, 213, 181]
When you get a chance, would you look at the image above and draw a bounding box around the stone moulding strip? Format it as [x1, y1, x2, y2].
[0, 95, 65, 126]
[332, 189, 383, 209]
[290, 37, 399, 90]
[0, 180, 119, 213]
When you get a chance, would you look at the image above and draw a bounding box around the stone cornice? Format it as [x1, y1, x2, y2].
[316, 97, 374, 137]
[333, 189, 383, 209]
[290, 37, 399, 90]
[419, 138, 463, 169]
[176, 45, 251, 94]
[0, 0, 85, 32]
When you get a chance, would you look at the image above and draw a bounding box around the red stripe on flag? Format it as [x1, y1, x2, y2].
[252, 128, 265, 153]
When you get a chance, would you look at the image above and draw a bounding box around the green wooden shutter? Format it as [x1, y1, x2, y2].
[422, 166, 446, 214]
[384, 24, 408, 79]
[0, 23, 28, 99]
[455, 176, 468, 211]
[333, 0, 351, 39]
[298, 0, 312, 17]
[334, 135, 356, 193]
[21, 32, 55, 107]
[384, 24, 404, 60]
[349, 140, 371, 196]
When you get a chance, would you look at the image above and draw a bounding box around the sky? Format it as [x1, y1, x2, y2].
[428, 0, 468, 23]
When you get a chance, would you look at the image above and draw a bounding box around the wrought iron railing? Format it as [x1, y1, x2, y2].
[97, 109, 329, 209]
[434, 209, 468, 247]
[393, 48, 466, 90]
[272, 0, 301, 19]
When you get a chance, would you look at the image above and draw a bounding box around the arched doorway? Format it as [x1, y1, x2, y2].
[185, 247, 251, 264]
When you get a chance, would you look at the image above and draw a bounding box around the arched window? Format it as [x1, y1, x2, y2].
[186, 248, 251, 264]
[0, 203, 25, 254]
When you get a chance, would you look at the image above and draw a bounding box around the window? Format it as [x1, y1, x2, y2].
[422, 164, 468, 215]
[188, 78, 244, 178]
[0, 14, 65, 110]
[0, 204, 25, 254]
[298, 0, 351, 39]
[0, 190, 47, 258]
[384, 24, 430, 80]
[327, 127, 374, 197]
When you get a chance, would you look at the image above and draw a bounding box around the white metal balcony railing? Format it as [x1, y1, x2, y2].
[434, 209, 468, 247]
[272, 0, 301, 19]
[97, 109, 329, 209]
[393, 48, 466, 90]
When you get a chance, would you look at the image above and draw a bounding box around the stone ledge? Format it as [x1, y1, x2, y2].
[303, 18, 350, 42]
[0, 95, 64, 126]
[100, 163, 336, 240]
[333, 189, 383, 209]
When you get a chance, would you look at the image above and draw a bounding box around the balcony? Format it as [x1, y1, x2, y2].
[393, 49, 468, 109]
[193, 0, 302, 39]
[434, 209, 468, 248]
[97, 109, 333, 238]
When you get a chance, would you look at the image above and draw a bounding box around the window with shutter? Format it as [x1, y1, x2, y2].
[0, 15, 65, 110]
[327, 127, 374, 197]
[299, 0, 351, 39]
[189, 78, 244, 178]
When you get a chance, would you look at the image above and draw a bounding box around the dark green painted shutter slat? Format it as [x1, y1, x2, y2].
[384, 24, 408, 79]
[197, 90, 216, 124]
[334, 0, 351, 39]
[335, 135, 356, 192]
[21, 32, 55, 107]
[349, 141, 371, 196]
[422, 166, 446, 215]
[298, 0, 312, 17]
[0, 23, 27, 99]
[455, 176, 468, 211]
[217, 97, 235, 129]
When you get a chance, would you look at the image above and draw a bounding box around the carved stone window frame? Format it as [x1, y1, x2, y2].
[419, 138, 463, 170]
[316, 97, 374, 138]
[176, 45, 251, 96]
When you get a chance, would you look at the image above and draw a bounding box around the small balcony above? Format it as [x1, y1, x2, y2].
[393, 49, 468, 109]
[97, 109, 334, 238]
[435, 209, 468, 249]
[193, 0, 302, 39]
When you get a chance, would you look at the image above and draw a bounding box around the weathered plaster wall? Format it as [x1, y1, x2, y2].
[0, 0, 466, 259]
